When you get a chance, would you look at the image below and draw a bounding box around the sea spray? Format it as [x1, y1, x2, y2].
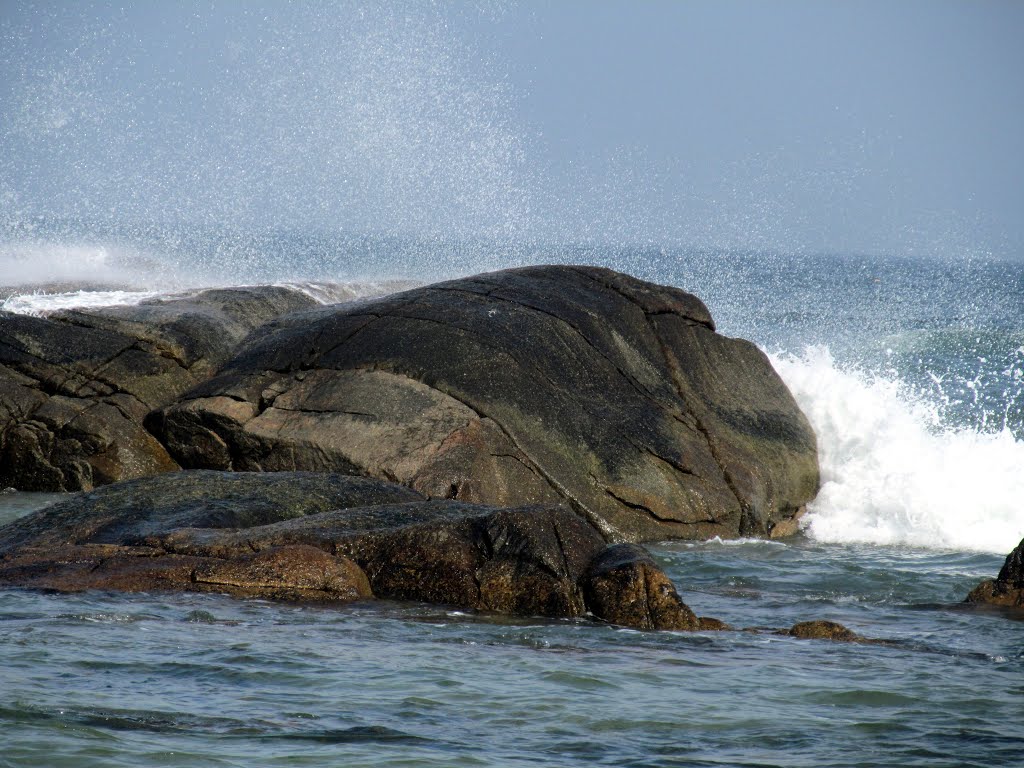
[0, 242, 145, 287]
[0, 2, 545, 277]
[772, 346, 1024, 553]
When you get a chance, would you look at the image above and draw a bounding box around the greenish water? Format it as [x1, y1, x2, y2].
[2, 244, 1024, 766]
[3, 1, 1022, 762]
[1, 493, 1019, 768]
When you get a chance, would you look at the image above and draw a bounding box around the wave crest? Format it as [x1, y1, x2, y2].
[771, 346, 1024, 554]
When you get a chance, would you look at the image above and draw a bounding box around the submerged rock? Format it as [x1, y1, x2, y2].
[964, 538, 1024, 609]
[786, 620, 863, 642]
[0, 470, 703, 628]
[0, 286, 319, 491]
[150, 265, 819, 543]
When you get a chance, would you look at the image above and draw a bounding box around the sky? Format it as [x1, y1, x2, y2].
[1, 0, 1022, 259]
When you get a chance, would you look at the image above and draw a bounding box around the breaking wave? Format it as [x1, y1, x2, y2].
[772, 346, 1024, 554]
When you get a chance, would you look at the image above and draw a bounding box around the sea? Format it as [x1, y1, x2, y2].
[1, 229, 1023, 767]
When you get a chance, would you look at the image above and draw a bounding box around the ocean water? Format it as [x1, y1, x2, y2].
[1, 235, 1023, 767]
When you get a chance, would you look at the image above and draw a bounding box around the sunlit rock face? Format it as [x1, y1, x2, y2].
[151, 265, 819, 543]
[0, 286, 319, 491]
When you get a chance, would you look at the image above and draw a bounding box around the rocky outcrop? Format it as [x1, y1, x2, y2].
[583, 543, 701, 630]
[964, 538, 1024, 609]
[0, 470, 713, 628]
[154, 493, 609, 617]
[0, 286, 322, 491]
[150, 266, 819, 543]
[0, 471, 421, 600]
[0, 469, 423, 554]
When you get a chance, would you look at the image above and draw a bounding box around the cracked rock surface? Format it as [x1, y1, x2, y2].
[0, 286, 320, 491]
[150, 266, 820, 542]
[0, 470, 704, 628]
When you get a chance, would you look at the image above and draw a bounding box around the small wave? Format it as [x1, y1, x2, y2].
[771, 346, 1024, 554]
[666, 537, 789, 551]
[62, 611, 154, 624]
[1, 289, 161, 315]
[259, 725, 436, 745]
[273, 279, 420, 304]
[0, 703, 250, 735]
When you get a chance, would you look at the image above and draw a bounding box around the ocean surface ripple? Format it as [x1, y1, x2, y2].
[1, 242, 1023, 766]
[0, 517, 1020, 768]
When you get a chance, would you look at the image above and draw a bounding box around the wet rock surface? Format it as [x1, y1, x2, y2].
[583, 543, 700, 630]
[150, 265, 819, 543]
[0, 470, 423, 556]
[0, 470, 703, 627]
[785, 620, 864, 642]
[965, 537, 1024, 609]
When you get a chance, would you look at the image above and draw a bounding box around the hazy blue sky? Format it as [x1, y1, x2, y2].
[2, 0, 1022, 258]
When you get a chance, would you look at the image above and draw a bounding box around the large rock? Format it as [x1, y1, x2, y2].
[0, 470, 704, 628]
[0, 286, 320, 491]
[150, 266, 819, 542]
[165, 498, 608, 618]
[965, 537, 1024, 609]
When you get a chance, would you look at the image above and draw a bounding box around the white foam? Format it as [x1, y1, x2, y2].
[679, 536, 789, 549]
[273, 280, 420, 305]
[1, 289, 161, 316]
[770, 346, 1024, 554]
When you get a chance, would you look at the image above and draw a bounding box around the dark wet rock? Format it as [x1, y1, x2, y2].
[0, 472, 413, 601]
[0, 470, 424, 556]
[150, 265, 819, 543]
[0, 470, 708, 627]
[583, 543, 700, 630]
[192, 545, 372, 601]
[152, 498, 609, 619]
[0, 471, 416, 602]
[696, 616, 731, 631]
[0, 286, 320, 491]
[786, 620, 863, 642]
[348, 502, 603, 616]
[964, 538, 1024, 609]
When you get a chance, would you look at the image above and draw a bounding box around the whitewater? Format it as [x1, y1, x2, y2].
[3, 238, 1023, 768]
[8, 237, 1019, 554]
[3, 2, 1023, 765]
[775, 347, 1024, 553]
